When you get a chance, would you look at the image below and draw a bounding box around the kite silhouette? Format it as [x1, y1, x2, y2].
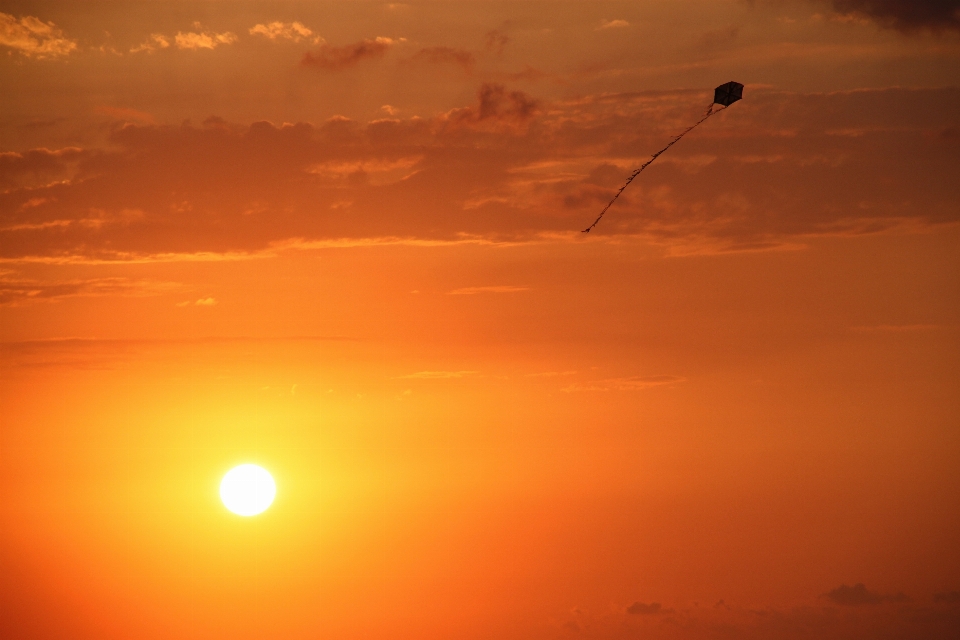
[582, 81, 743, 233]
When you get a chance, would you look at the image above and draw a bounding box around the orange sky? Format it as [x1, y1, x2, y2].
[2, 1, 959, 639]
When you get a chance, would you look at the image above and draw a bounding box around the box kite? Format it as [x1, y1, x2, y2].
[582, 81, 744, 233]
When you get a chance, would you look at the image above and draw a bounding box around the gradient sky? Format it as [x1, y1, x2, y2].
[2, 1, 959, 639]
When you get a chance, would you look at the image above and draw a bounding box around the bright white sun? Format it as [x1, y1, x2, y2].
[220, 464, 276, 516]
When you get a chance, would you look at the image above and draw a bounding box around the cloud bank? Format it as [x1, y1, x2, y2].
[826, 0, 960, 31]
[1, 86, 957, 262]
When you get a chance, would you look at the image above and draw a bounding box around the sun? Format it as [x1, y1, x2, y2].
[220, 464, 276, 516]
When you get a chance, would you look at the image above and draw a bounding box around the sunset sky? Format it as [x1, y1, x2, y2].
[2, 1, 959, 638]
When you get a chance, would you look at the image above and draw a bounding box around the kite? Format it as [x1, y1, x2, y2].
[581, 81, 744, 233]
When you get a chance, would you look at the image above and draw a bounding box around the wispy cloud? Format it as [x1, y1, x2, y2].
[851, 323, 943, 332]
[394, 370, 479, 379]
[176, 296, 217, 307]
[564, 375, 686, 392]
[525, 370, 577, 378]
[597, 19, 630, 30]
[447, 285, 529, 295]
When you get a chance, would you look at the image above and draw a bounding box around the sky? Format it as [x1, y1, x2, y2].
[1, 1, 959, 638]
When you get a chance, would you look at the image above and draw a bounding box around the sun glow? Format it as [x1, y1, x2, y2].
[220, 464, 276, 516]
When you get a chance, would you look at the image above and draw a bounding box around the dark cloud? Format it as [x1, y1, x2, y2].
[824, 583, 910, 605]
[301, 37, 396, 71]
[627, 601, 663, 614]
[484, 29, 510, 54]
[0, 147, 86, 190]
[697, 25, 741, 50]
[935, 591, 960, 603]
[825, 583, 883, 605]
[411, 46, 474, 73]
[19, 117, 67, 131]
[443, 83, 539, 129]
[825, 0, 960, 31]
[566, 594, 960, 639]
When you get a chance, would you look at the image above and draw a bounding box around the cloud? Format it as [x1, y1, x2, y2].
[935, 591, 960, 603]
[556, 592, 960, 639]
[2, 86, 958, 262]
[852, 323, 941, 332]
[0, 13, 77, 59]
[411, 46, 474, 73]
[597, 19, 630, 30]
[0, 146, 86, 190]
[442, 82, 539, 130]
[823, 0, 960, 31]
[824, 583, 910, 605]
[176, 296, 217, 307]
[130, 34, 170, 53]
[174, 30, 238, 50]
[395, 370, 479, 379]
[698, 25, 741, 50]
[484, 29, 510, 53]
[0, 276, 178, 306]
[94, 106, 155, 124]
[301, 37, 399, 71]
[249, 21, 316, 42]
[525, 370, 577, 378]
[447, 285, 528, 295]
[564, 375, 686, 392]
[626, 601, 663, 615]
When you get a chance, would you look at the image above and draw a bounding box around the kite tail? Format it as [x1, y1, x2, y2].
[582, 103, 725, 233]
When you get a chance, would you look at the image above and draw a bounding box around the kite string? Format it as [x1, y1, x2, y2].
[582, 103, 724, 233]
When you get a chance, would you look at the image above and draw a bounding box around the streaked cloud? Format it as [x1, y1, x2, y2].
[447, 285, 528, 295]
[0, 276, 179, 306]
[395, 370, 479, 379]
[0, 13, 77, 59]
[564, 375, 687, 392]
